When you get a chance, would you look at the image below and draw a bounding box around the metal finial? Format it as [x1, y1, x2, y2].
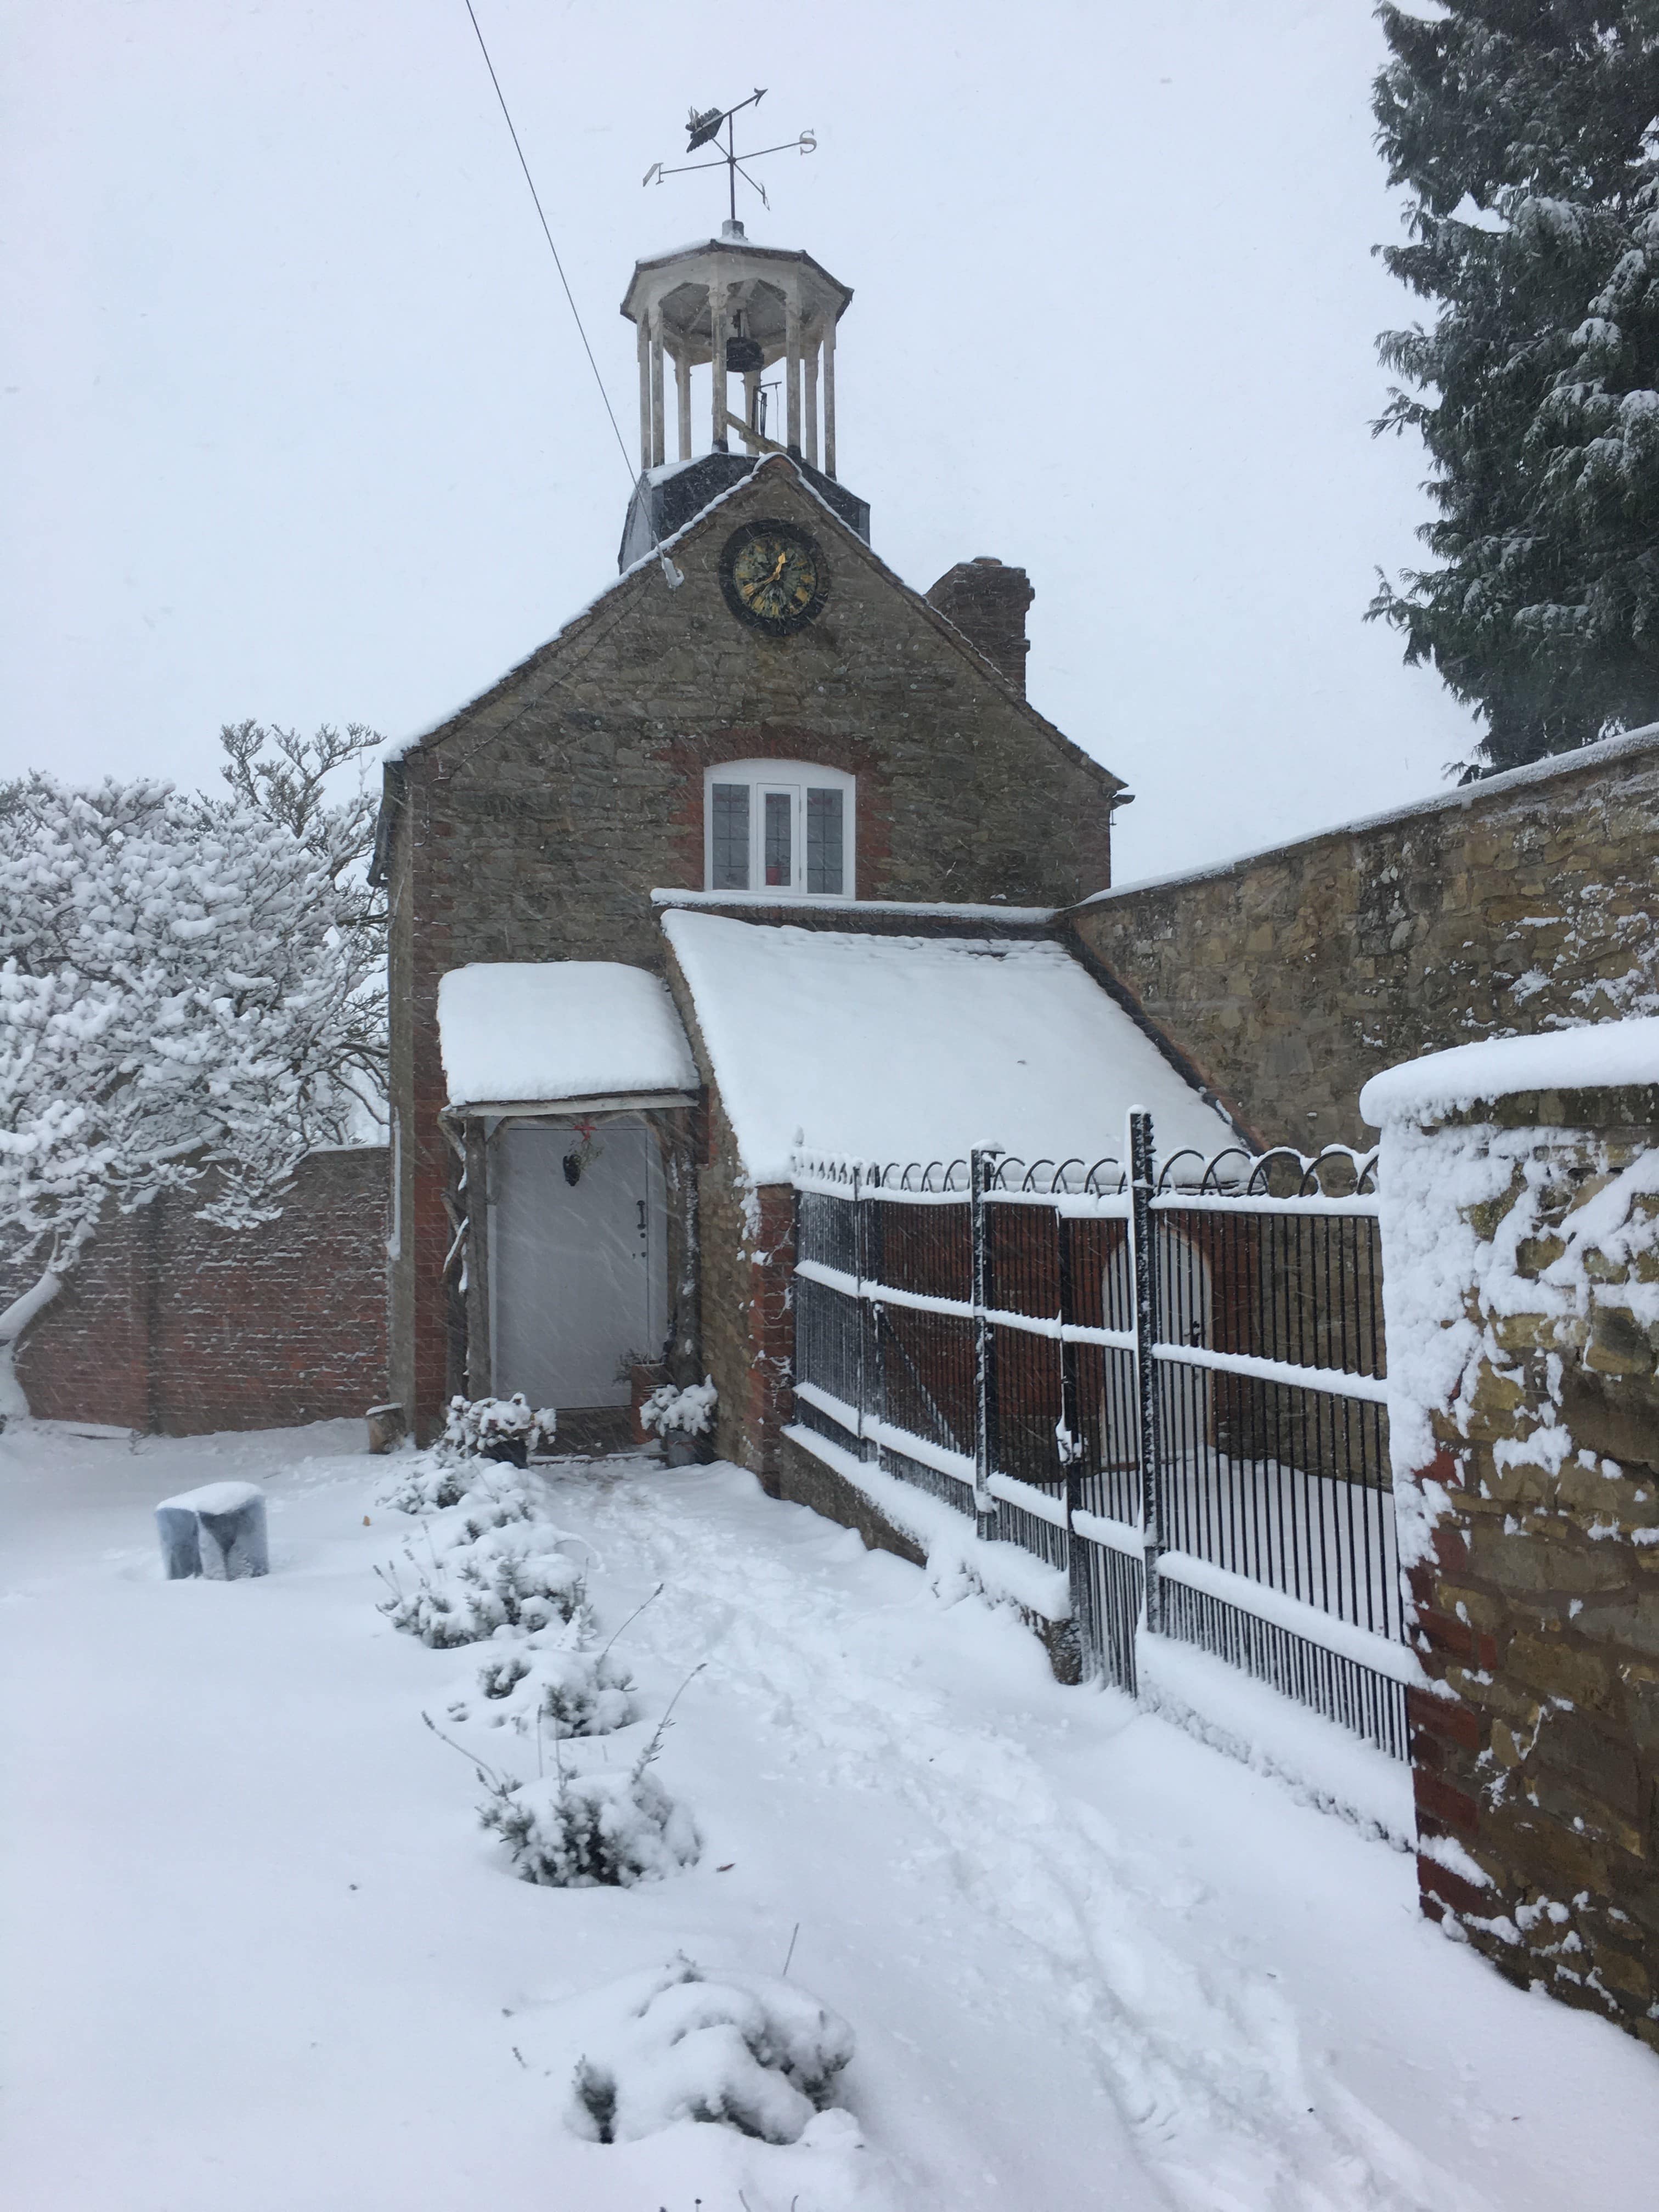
[641, 88, 817, 228]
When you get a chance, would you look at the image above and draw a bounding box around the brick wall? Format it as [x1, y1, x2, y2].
[1069, 728, 1659, 1152]
[1376, 1079, 1659, 2048]
[383, 456, 1124, 1438]
[7, 1147, 388, 1435]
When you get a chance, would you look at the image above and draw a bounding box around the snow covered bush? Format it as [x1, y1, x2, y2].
[376, 1454, 477, 1515]
[452, 1638, 637, 1740]
[478, 1759, 699, 1888]
[562, 1956, 855, 2144]
[438, 1392, 556, 1469]
[377, 1528, 589, 1649]
[640, 1376, 716, 1438]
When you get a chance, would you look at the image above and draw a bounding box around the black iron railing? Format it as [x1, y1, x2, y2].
[789, 1120, 1412, 1759]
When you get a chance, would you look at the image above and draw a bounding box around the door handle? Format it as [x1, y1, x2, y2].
[636, 1200, 648, 1234]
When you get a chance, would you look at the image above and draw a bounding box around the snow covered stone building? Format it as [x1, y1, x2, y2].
[370, 221, 1233, 1460]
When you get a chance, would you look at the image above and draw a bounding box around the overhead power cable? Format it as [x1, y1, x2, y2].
[460, 0, 635, 488]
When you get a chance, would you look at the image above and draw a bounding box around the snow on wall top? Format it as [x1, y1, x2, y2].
[1084, 720, 1659, 910]
[651, 888, 1057, 923]
[661, 913, 1234, 1182]
[1361, 1015, 1659, 1126]
[437, 964, 698, 1110]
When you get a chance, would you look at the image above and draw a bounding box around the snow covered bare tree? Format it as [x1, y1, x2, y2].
[0, 742, 387, 1407]
[1369, 2, 1659, 774]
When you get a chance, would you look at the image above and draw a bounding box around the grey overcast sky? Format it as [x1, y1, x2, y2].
[1, 0, 1476, 883]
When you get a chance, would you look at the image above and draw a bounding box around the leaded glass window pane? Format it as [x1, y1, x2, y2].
[764, 790, 792, 888]
[710, 783, 750, 890]
[806, 787, 844, 895]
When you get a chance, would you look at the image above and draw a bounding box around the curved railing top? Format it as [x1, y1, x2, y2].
[793, 1138, 1379, 1201]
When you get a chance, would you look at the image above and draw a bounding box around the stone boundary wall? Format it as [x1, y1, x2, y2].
[4, 1147, 388, 1436]
[1374, 1072, 1659, 2048]
[1069, 727, 1659, 1152]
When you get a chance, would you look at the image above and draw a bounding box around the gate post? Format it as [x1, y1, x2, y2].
[970, 1145, 1001, 1538]
[1129, 1110, 1167, 1633]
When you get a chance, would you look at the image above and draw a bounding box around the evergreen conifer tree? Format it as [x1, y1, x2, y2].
[1370, 2, 1659, 773]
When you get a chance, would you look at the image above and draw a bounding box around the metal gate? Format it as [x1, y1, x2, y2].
[790, 1112, 1413, 1757]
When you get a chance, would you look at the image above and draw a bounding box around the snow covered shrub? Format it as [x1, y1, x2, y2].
[452, 1639, 637, 1740]
[377, 1532, 589, 1649]
[478, 1760, 698, 1887]
[377, 1455, 477, 1514]
[439, 1393, 556, 1469]
[639, 1376, 716, 1438]
[377, 1447, 542, 1519]
[562, 1956, 855, 2144]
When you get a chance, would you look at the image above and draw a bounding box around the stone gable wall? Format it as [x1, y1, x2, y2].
[6, 1147, 388, 1435]
[386, 461, 1123, 1437]
[1070, 735, 1659, 1152]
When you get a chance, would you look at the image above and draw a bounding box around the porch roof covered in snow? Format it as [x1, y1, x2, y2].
[437, 962, 699, 1113]
[659, 913, 1237, 1183]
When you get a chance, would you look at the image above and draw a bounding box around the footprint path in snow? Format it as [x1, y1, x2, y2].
[571, 1464, 1477, 2212]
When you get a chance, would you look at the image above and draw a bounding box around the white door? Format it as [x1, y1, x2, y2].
[489, 1120, 664, 1409]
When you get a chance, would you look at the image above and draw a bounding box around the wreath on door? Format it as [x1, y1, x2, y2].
[562, 1117, 605, 1186]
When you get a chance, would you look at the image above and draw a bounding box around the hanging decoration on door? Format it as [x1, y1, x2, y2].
[562, 1117, 606, 1187]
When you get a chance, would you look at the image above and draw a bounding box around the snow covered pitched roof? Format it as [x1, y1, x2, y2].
[661, 914, 1235, 1182]
[437, 963, 698, 1111]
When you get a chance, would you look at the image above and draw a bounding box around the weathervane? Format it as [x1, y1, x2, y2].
[642, 89, 816, 229]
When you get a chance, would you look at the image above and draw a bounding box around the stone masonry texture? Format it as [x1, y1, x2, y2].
[1402, 1086, 1659, 2049]
[381, 457, 1125, 1440]
[924, 557, 1036, 696]
[4, 1147, 388, 1435]
[1069, 734, 1659, 1152]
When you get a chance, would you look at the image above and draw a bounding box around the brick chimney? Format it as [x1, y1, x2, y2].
[924, 557, 1035, 695]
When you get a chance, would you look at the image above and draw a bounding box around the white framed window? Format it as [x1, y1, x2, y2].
[703, 760, 855, 899]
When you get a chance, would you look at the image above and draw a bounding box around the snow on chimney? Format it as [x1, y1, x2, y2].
[924, 557, 1035, 696]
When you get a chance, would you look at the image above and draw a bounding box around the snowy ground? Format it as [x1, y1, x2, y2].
[4, 1421, 1657, 2211]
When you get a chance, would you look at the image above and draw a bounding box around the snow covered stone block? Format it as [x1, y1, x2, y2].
[155, 1481, 268, 1580]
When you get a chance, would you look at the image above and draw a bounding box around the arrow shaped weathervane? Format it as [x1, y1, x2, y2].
[642, 88, 817, 227]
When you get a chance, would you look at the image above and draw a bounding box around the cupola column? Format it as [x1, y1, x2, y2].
[675, 348, 692, 461]
[822, 316, 837, 479]
[804, 332, 820, 468]
[649, 306, 666, 468]
[708, 281, 728, 452]
[636, 317, 652, 472]
[785, 292, 802, 456]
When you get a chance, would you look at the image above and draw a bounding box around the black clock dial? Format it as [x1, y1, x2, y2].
[720, 522, 829, 634]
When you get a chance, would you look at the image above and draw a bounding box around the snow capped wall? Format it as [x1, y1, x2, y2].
[1367, 1020, 1659, 2047]
[1073, 725, 1659, 1151]
[662, 914, 1235, 1183]
[437, 963, 697, 1110]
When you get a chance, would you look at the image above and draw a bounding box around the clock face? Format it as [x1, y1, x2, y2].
[720, 522, 828, 634]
